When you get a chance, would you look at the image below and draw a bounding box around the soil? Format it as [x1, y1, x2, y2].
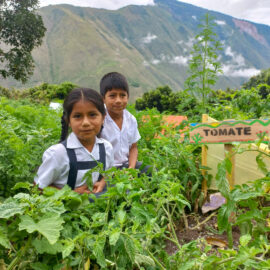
[166, 212, 241, 255]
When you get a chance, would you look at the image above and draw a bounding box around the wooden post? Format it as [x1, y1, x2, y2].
[224, 144, 235, 189]
[202, 114, 208, 198]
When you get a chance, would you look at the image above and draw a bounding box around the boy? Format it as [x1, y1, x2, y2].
[100, 72, 150, 174]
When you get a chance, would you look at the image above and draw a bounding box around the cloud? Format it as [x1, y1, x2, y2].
[170, 55, 190, 66]
[151, 59, 160, 65]
[215, 20, 226, 25]
[176, 0, 270, 26]
[222, 65, 260, 77]
[222, 46, 260, 77]
[178, 37, 194, 48]
[141, 33, 157, 44]
[224, 46, 245, 66]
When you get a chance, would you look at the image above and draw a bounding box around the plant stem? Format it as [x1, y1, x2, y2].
[163, 235, 182, 247]
[182, 210, 189, 229]
[7, 235, 32, 270]
[162, 204, 181, 250]
[227, 224, 233, 248]
[146, 249, 167, 270]
[214, 257, 235, 266]
[190, 211, 216, 230]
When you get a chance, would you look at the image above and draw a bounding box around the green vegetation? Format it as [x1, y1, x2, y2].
[185, 13, 223, 112]
[135, 80, 270, 122]
[0, 81, 76, 103]
[0, 0, 46, 82]
[1, 78, 270, 268]
[1, 5, 270, 268]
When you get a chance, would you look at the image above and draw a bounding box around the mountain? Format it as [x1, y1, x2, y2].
[2, 0, 270, 102]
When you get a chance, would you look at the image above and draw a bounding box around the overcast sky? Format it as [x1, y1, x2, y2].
[39, 0, 270, 26]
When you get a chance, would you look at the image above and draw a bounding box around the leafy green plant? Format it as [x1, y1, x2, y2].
[0, 97, 61, 198]
[185, 13, 223, 112]
[216, 139, 270, 248]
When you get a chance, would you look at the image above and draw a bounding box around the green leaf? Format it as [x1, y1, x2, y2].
[62, 240, 75, 258]
[93, 236, 106, 268]
[256, 154, 268, 175]
[12, 182, 32, 191]
[0, 226, 10, 249]
[233, 191, 261, 202]
[19, 213, 64, 244]
[116, 182, 125, 194]
[32, 238, 63, 254]
[31, 262, 50, 270]
[124, 237, 136, 263]
[109, 229, 121, 246]
[0, 201, 25, 219]
[91, 212, 106, 227]
[117, 210, 126, 226]
[217, 200, 236, 233]
[239, 234, 251, 247]
[135, 254, 155, 266]
[216, 162, 231, 199]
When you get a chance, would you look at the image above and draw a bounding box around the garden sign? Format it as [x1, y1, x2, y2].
[189, 119, 270, 144]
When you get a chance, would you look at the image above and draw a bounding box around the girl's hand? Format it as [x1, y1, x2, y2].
[74, 184, 91, 194]
[92, 178, 106, 193]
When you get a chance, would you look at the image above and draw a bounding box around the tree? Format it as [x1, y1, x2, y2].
[185, 13, 223, 111]
[135, 86, 176, 113]
[242, 68, 270, 90]
[0, 0, 46, 83]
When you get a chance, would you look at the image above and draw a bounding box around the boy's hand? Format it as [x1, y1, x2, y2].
[92, 178, 106, 193]
[75, 184, 91, 194]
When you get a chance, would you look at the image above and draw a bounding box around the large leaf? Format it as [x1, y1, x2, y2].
[32, 238, 63, 254]
[19, 213, 64, 244]
[0, 226, 10, 249]
[0, 201, 25, 219]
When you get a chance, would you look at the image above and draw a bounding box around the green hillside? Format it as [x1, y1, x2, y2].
[2, 0, 270, 102]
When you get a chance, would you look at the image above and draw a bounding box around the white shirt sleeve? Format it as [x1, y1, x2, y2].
[105, 141, 114, 170]
[129, 114, 141, 145]
[34, 144, 68, 189]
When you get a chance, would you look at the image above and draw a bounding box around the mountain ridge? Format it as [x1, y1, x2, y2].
[1, 0, 270, 102]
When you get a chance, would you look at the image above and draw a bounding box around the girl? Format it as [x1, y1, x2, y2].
[34, 88, 114, 195]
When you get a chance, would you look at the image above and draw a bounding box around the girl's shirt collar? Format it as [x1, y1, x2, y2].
[66, 132, 102, 149]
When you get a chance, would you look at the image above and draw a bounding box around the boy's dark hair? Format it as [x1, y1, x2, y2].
[60, 88, 105, 142]
[100, 72, 129, 97]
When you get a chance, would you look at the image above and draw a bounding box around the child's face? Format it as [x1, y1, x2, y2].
[103, 89, 128, 116]
[69, 100, 104, 147]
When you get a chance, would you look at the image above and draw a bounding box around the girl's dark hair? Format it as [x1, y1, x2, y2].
[100, 72, 129, 97]
[59, 88, 105, 142]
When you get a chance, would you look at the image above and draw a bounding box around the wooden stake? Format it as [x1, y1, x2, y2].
[202, 114, 208, 198]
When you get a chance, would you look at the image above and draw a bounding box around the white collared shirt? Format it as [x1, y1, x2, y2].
[100, 109, 141, 166]
[34, 132, 114, 189]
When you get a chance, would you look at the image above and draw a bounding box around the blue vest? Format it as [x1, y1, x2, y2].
[61, 140, 106, 190]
